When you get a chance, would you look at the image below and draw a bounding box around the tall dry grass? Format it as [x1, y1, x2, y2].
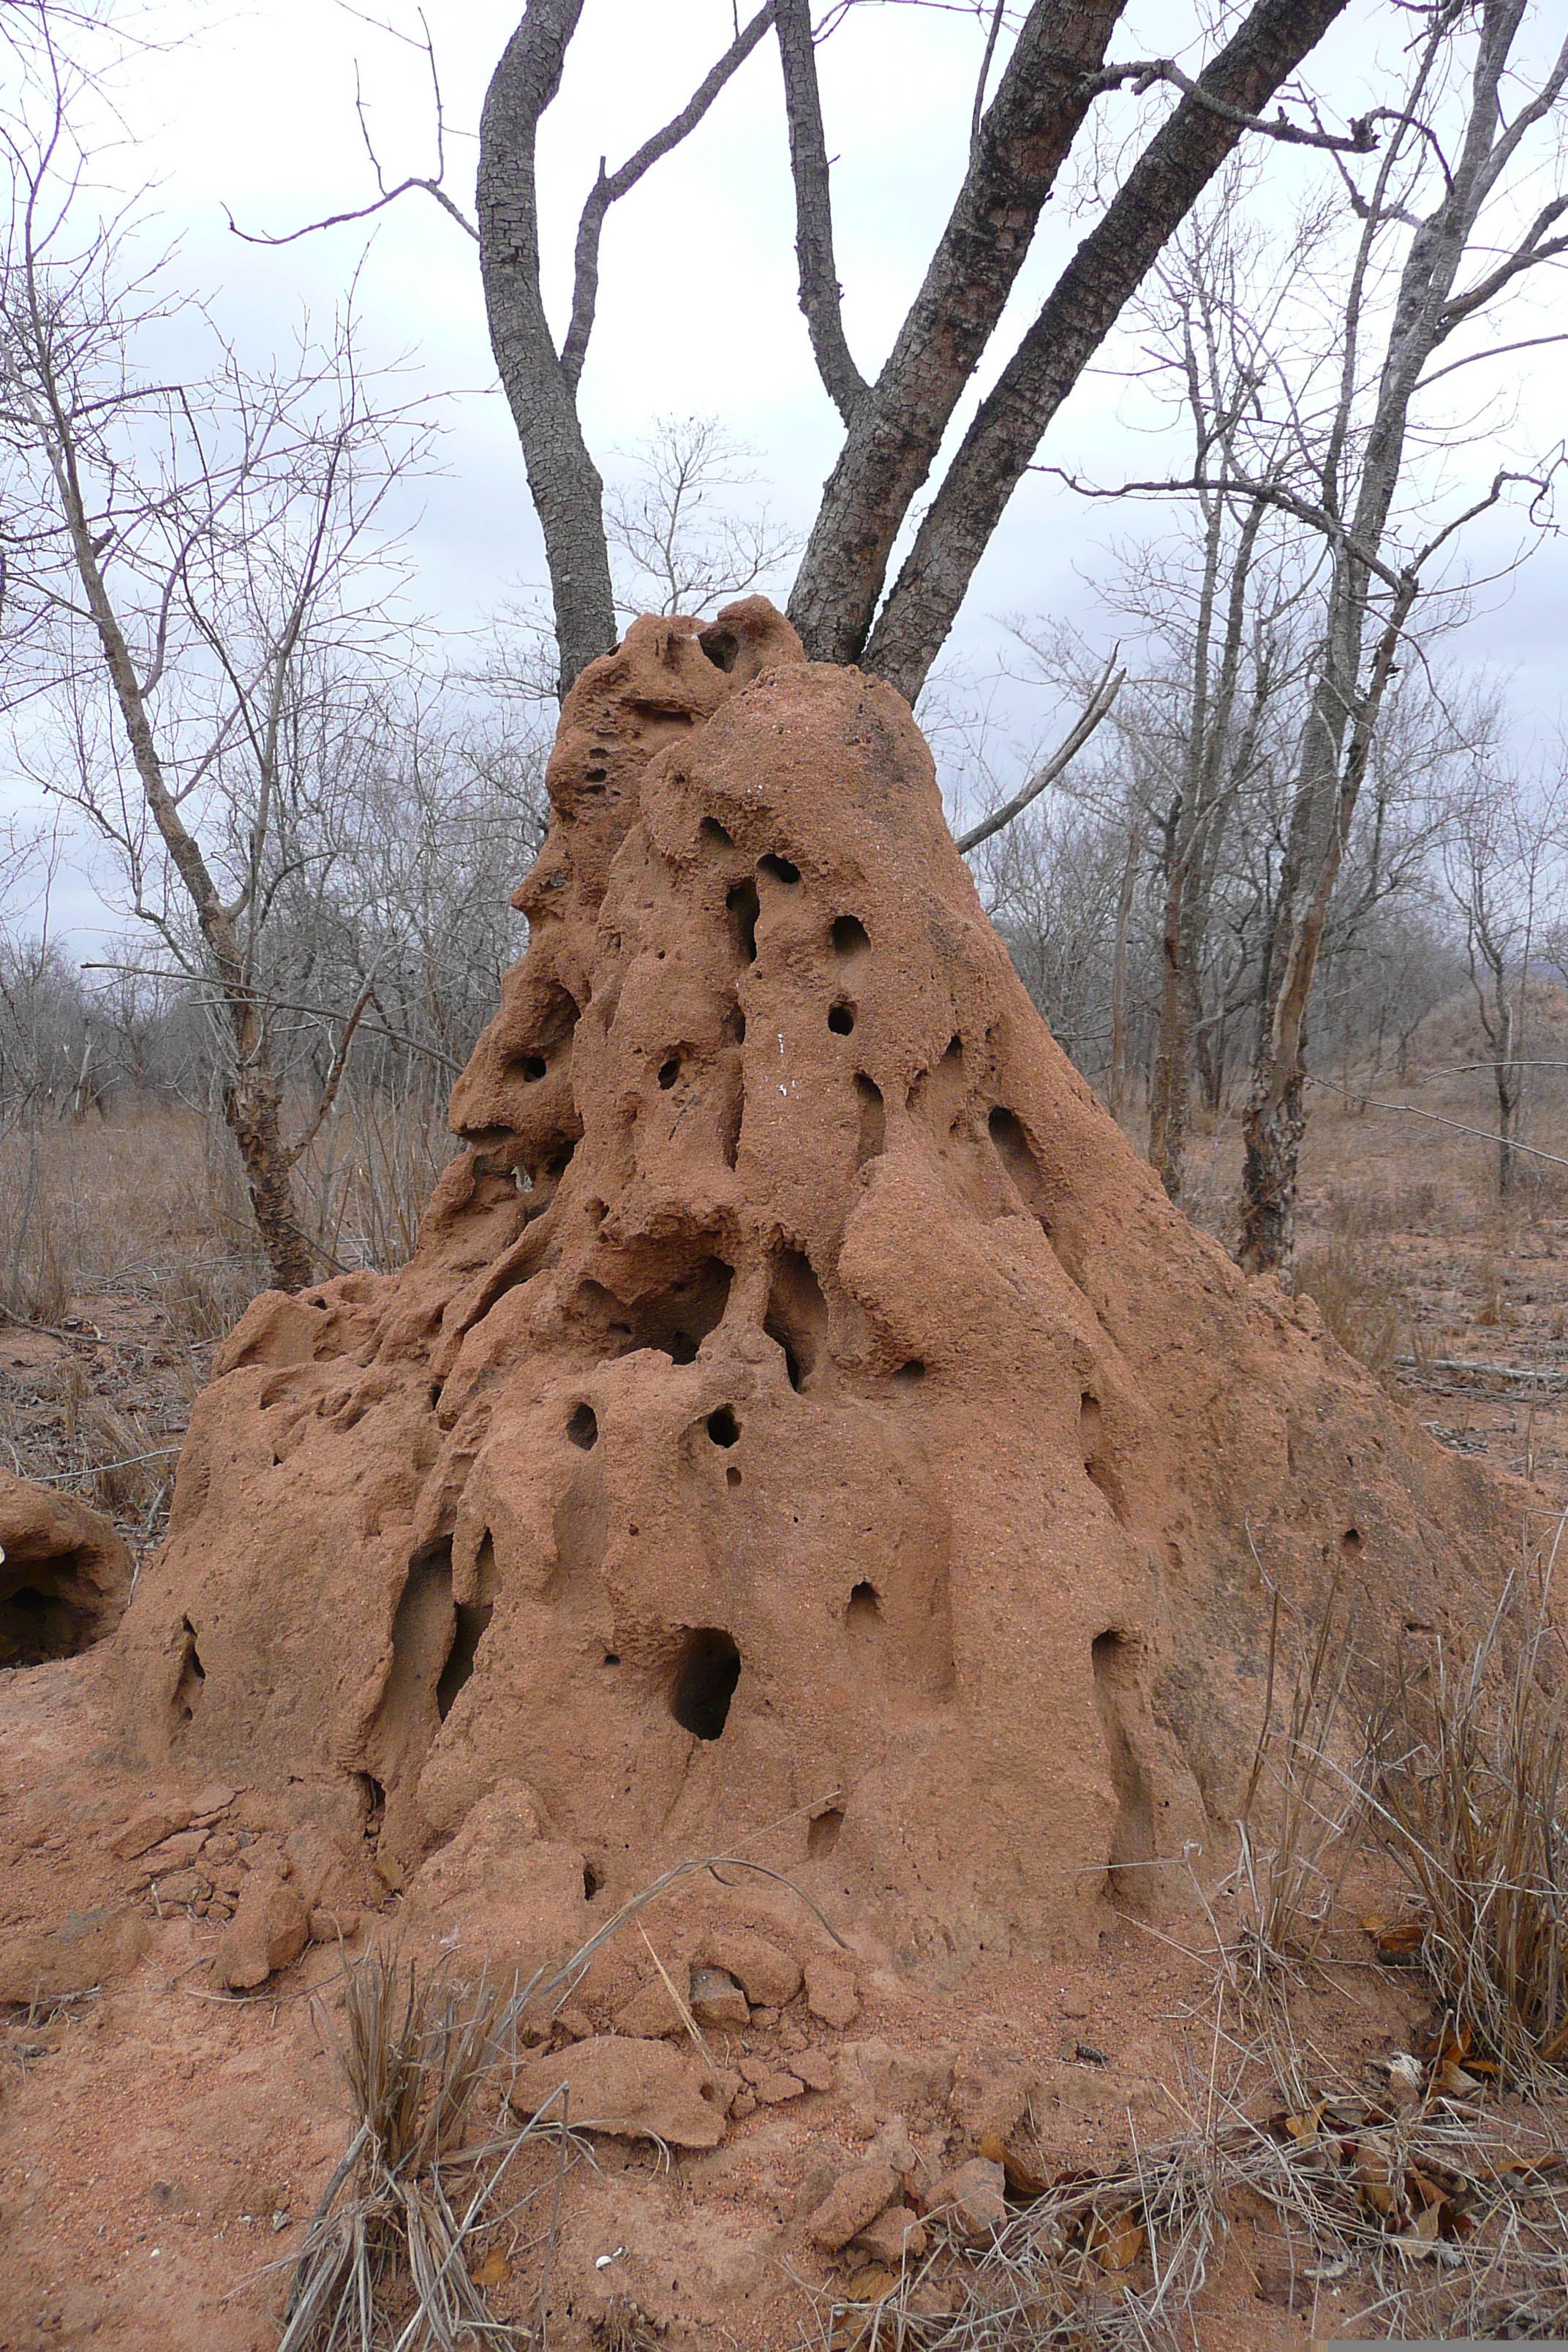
[0, 1081, 459, 1333]
[1372, 1556, 1568, 2077]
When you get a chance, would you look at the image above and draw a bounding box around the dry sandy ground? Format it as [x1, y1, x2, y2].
[4, 1021, 1568, 2349]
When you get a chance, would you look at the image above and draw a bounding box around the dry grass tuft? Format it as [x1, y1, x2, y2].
[276, 1953, 554, 2352]
[802, 2078, 1568, 2348]
[1218, 1572, 1365, 2023]
[1372, 1556, 1568, 2078]
[1293, 1235, 1405, 1376]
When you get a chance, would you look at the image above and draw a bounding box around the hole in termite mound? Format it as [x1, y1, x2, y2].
[765, 1248, 828, 1393]
[845, 1581, 881, 1630]
[758, 853, 800, 884]
[728, 879, 759, 965]
[807, 1807, 843, 1858]
[173, 1617, 206, 1724]
[567, 1403, 599, 1450]
[701, 814, 734, 848]
[989, 1105, 1055, 1237]
[699, 625, 738, 673]
[854, 1074, 885, 1165]
[0, 1542, 124, 1668]
[669, 1627, 742, 1740]
[828, 1001, 855, 1036]
[583, 1862, 603, 1901]
[657, 1055, 681, 1090]
[706, 1406, 740, 1447]
[520, 1056, 548, 1082]
[576, 1258, 733, 1365]
[892, 1358, 925, 1387]
[357, 1774, 387, 1833]
[831, 915, 869, 960]
[436, 1603, 493, 1721]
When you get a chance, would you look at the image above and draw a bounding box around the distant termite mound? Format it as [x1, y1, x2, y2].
[117, 597, 1512, 1978]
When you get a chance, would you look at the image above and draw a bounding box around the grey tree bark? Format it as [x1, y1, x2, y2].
[1238, 0, 1568, 1273]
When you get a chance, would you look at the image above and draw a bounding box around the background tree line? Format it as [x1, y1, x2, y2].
[2, 0, 1564, 1295]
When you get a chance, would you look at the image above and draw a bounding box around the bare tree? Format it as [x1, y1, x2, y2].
[1237, 0, 1568, 1271]
[1, 10, 434, 1287]
[1446, 758, 1566, 1203]
[605, 415, 799, 621]
[254, 0, 1374, 704]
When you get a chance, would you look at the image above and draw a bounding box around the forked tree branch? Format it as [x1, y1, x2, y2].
[954, 647, 1125, 854]
[1084, 57, 1378, 151]
[862, 0, 1358, 702]
[774, 0, 866, 424]
[560, 1, 777, 391]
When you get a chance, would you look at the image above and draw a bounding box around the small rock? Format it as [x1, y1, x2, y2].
[751, 2004, 780, 2030]
[731, 2086, 758, 2119]
[807, 2160, 898, 2253]
[927, 2156, 1006, 2241]
[804, 1953, 859, 2029]
[110, 1802, 190, 1861]
[752, 2068, 804, 2104]
[853, 2204, 927, 2267]
[308, 1907, 361, 1944]
[554, 2005, 595, 2043]
[189, 1784, 237, 1821]
[699, 1929, 802, 2009]
[688, 1967, 748, 2029]
[794, 2048, 834, 2093]
[139, 1830, 206, 1876]
[613, 1977, 685, 2039]
[1074, 2041, 1110, 2066]
[794, 2145, 839, 2217]
[212, 1870, 309, 1991]
[508, 2035, 724, 2149]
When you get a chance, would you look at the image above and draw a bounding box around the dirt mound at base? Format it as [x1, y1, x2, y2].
[115, 598, 1512, 1975]
[1, 1469, 132, 1667]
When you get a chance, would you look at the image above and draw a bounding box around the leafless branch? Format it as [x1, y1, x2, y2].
[1085, 59, 1379, 153]
[559, 0, 777, 391]
[775, 0, 866, 423]
[955, 648, 1125, 854]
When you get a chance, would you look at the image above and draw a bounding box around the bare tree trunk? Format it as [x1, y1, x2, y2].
[860, 0, 1354, 703]
[1496, 1012, 1518, 1203]
[784, 0, 1125, 663]
[1238, 1, 1568, 1273]
[1149, 854, 1188, 1197]
[1107, 818, 1138, 1124]
[478, 0, 617, 701]
[45, 431, 314, 1291]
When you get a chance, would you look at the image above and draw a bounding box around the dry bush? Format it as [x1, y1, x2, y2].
[1373, 1560, 1568, 2077]
[295, 1079, 457, 1277]
[1323, 1180, 1444, 1237]
[1293, 1235, 1405, 1376]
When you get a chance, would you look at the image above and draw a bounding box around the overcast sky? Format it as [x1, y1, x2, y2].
[7, 0, 1567, 940]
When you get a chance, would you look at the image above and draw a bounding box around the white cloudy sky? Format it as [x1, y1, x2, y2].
[7, 0, 1567, 938]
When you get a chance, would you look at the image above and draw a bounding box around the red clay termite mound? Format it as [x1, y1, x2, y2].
[117, 597, 1512, 1975]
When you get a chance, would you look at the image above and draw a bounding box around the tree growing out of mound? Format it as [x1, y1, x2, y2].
[257, 0, 1566, 1280]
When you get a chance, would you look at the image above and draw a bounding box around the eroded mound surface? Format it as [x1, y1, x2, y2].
[116, 597, 1509, 1975]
